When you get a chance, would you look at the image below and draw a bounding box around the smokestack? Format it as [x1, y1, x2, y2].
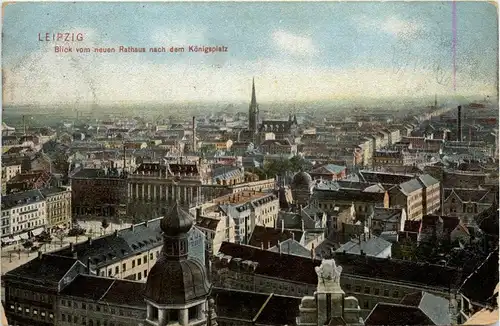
[192, 116, 197, 152]
[38, 251, 43, 259]
[278, 240, 281, 255]
[69, 242, 74, 252]
[87, 237, 92, 245]
[457, 105, 462, 141]
[281, 220, 284, 233]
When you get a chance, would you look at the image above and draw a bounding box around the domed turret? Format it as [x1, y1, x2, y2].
[144, 201, 210, 308]
[160, 201, 194, 236]
[292, 171, 312, 187]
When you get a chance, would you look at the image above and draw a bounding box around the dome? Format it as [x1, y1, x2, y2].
[144, 258, 210, 305]
[292, 171, 312, 186]
[160, 201, 194, 236]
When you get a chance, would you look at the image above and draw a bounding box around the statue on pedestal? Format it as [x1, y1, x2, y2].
[315, 259, 343, 290]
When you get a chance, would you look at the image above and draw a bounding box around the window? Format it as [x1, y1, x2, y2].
[122, 263, 126, 271]
[150, 253, 153, 260]
[384, 289, 390, 297]
[364, 287, 370, 294]
[41, 311, 46, 317]
[61, 314, 66, 322]
[33, 309, 38, 315]
[115, 266, 119, 274]
[144, 270, 148, 278]
[374, 288, 380, 295]
[188, 306, 198, 320]
[138, 258, 142, 265]
[96, 305, 101, 312]
[108, 269, 112, 276]
[82, 303, 86, 309]
[355, 286, 361, 293]
[363, 301, 369, 309]
[132, 261, 135, 268]
[144, 255, 147, 263]
[138, 272, 142, 280]
[393, 291, 399, 298]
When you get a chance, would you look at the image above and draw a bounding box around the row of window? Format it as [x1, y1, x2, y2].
[99, 251, 159, 277]
[61, 313, 125, 326]
[60, 300, 134, 317]
[8, 303, 53, 320]
[344, 284, 400, 298]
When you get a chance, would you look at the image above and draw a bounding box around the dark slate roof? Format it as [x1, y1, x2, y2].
[54, 219, 164, 268]
[460, 247, 499, 305]
[336, 236, 392, 257]
[444, 188, 496, 203]
[6, 253, 80, 284]
[61, 274, 146, 307]
[398, 179, 423, 195]
[400, 291, 451, 325]
[196, 217, 221, 231]
[1, 189, 45, 210]
[312, 189, 385, 203]
[365, 303, 435, 325]
[40, 186, 69, 197]
[417, 174, 439, 187]
[218, 242, 462, 290]
[359, 171, 414, 185]
[372, 207, 403, 222]
[213, 287, 300, 325]
[248, 225, 302, 250]
[268, 238, 311, 258]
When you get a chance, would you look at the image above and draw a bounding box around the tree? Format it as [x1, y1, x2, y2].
[55, 231, 65, 248]
[22, 241, 33, 250]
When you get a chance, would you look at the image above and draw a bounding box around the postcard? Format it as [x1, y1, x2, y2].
[1, 1, 498, 326]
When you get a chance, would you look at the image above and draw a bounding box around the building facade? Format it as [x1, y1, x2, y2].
[40, 187, 72, 232]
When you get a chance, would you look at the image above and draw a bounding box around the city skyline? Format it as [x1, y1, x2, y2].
[2, 1, 498, 107]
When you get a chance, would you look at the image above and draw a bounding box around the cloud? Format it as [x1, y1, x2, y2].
[356, 16, 424, 41]
[3, 47, 496, 107]
[272, 30, 318, 56]
[381, 17, 423, 40]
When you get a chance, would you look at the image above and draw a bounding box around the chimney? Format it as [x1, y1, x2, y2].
[145, 220, 149, 227]
[281, 220, 284, 233]
[73, 251, 78, 259]
[261, 242, 264, 250]
[457, 105, 463, 141]
[196, 207, 202, 220]
[301, 219, 305, 231]
[292, 232, 295, 242]
[114, 229, 118, 237]
[310, 247, 315, 260]
[88, 237, 92, 245]
[360, 250, 366, 256]
[278, 240, 281, 254]
[69, 242, 74, 252]
[131, 224, 135, 231]
[38, 251, 43, 259]
[86, 257, 92, 274]
[268, 241, 271, 249]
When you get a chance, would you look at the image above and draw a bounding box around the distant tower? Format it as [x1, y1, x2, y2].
[248, 78, 259, 133]
[457, 105, 463, 141]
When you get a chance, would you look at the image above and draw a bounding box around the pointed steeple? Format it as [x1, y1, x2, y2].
[251, 77, 257, 107]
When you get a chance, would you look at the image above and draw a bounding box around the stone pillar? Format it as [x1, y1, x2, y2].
[180, 308, 188, 326]
[190, 187, 194, 204]
[158, 308, 167, 326]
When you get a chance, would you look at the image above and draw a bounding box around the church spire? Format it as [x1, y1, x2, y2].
[249, 77, 259, 133]
[251, 77, 257, 107]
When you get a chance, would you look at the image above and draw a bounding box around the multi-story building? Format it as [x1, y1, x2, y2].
[372, 150, 404, 169]
[2, 162, 21, 195]
[388, 179, 424, 221]
[69, 167, 127, 217]
[309, 164, 347, 181]
[417, 174, 440, 215]
[5, 170, 52, 194]
[215, 190, 279, 244]
[3, 203, 216, 326]
[53, 213, 205, 282]
[195, 207, 236, 254]
[442, 188, 497, 226]
[40, 187, 72, 233]
[259, 139, 297, 156]
[1, 189, 47, 245]
[214, 242, 466, 321]
[128, 160, 206, 208]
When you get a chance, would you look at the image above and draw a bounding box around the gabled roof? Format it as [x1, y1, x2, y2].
[311, 164, 346, 175]
[399, 291, 451, 325]
[61, 274, 146, 307]
[417, 174, 439, 187]
[248, 225, 302, 250]
[218, 242, 462, 289]
[5, 253, 81, 284]
[335, 235, 392, 257]
[365, 303, 434, 325]
[268, 238, 311, 258]
[398, 179, 423, 195]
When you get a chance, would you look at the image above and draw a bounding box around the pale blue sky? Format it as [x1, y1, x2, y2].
[2, 2, 498, 105]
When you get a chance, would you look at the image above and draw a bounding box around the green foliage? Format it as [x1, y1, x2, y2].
[262, 156, 312, 177]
